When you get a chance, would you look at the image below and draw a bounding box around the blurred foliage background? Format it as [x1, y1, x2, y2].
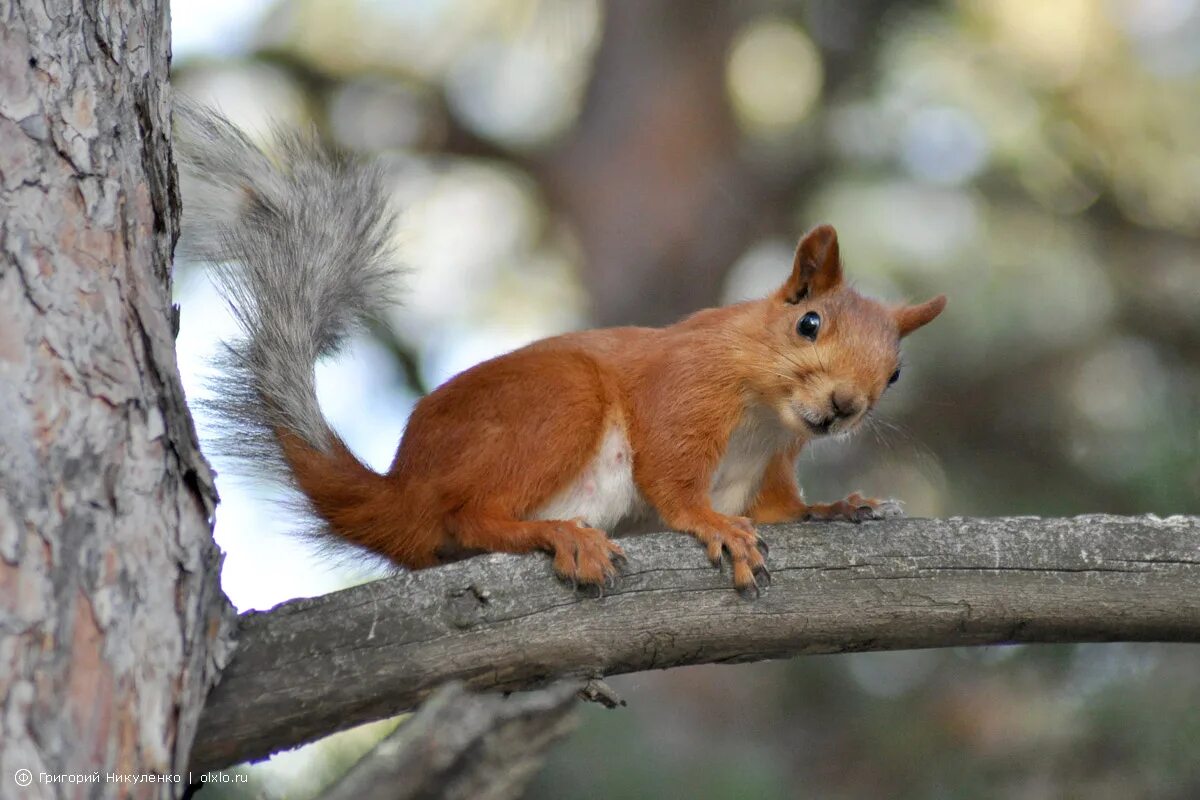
[172, 0, 1200, 797]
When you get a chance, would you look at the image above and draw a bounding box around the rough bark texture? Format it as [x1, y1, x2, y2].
[0, 1, 235, 796]
[320, 682, 579, 800]
[192, 514, 1200, 772]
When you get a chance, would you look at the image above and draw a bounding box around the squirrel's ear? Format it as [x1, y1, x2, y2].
[778, 224, 843, 304]
[895, 294, 947, 337]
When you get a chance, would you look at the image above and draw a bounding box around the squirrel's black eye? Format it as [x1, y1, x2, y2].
[797, 311, 821, 341]
[888, 367, 901, 386]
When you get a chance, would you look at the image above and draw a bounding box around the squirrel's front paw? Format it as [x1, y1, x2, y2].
[686, 514, 771, 599]
[805, 493, 904, 523]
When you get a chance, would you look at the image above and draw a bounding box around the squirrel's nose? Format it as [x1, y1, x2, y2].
[831, 390, 862, 420]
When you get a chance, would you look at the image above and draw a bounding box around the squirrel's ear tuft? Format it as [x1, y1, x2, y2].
[779, 224, 843, 304]
[896, 294, 947, 337]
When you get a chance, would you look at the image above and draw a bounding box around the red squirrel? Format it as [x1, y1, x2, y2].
[178, 105, 945, 597]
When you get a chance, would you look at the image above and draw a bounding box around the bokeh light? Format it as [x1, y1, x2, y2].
[727, 17, 824, 138]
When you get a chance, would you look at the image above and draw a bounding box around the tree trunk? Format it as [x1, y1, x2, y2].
[0, 1, 234, 796]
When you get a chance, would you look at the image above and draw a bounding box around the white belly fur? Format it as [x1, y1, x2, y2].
[531, 406, 792, 531]
[530, 423, 640, 530]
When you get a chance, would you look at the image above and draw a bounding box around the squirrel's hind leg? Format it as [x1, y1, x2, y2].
[448, 512, 626, 588]
[399, 347, 632, 585]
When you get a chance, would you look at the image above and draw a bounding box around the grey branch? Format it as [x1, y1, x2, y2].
[319, 681, 579, 800]
[191, 515, 1200, 772]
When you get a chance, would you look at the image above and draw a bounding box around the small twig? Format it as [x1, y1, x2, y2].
[578, 678, 627, 709]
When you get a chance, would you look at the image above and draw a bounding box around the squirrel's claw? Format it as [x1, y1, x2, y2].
[753, 564, 771, 590]
[738, 581, 761, 601]
[577, 582, 604, 599]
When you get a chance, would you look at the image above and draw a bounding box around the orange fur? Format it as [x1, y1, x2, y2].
[278, 225, 946, 594]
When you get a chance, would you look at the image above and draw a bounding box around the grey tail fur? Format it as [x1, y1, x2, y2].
[176, 101, 400, 503]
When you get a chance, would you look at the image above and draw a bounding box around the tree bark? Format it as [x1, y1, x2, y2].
[0, 1, 234, 796]
[192, 514, 1200, 772]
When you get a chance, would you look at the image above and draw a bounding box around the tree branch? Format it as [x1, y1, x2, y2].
[191, 515, 1200, 772]
[318, 681, 579, 800]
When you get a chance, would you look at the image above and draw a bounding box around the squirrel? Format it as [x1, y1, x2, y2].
[176, 104, 946, 598]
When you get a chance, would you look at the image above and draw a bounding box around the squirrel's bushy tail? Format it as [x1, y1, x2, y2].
[176, 102, 400, 546]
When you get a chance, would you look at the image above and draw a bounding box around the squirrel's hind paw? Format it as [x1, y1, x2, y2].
[548, 522, 626, 594]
